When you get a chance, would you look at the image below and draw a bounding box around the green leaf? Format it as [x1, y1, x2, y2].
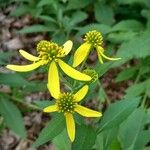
[52, 130, 71, 150]
[107, 31, 138, 44]
[115, 67, 137, 82]
[70, 11, 88, 26]
[117, 0, 145, 5]
[96, 127, 120, 150]
[72, 125, 96, 150]
[117, 33, 150, 59]
[125, 80, 150, 98]
[0, 96, 27, 138]
[37, 0, 53, 7]
[38, 15, 56, 23]
[118, 108, 148, 150]
[32, 114, 65, 148]
[19, 25, 55, 34]
[34, 100, 54, 109]
[107, 139, 121, 150]
[23, 81, 47, 92]
[110, 20, 143, 32]
[94, 2, 114, 25]
[67, 0, 93, 10]
[0, 73, 29, 87]
[98, 97, 140, 132]
[0, 52, 15, 65]
[76, 24, 111, 37]
[10, 5, 30, 17]
[133, 130, 150, 150]
[95, 62, 117, 77]
[95, 132, 103, 150]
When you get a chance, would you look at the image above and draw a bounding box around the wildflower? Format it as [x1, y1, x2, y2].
[73, 30, 121, 67]
[43, 85, 102, 142]
[6, 40, 91, 98]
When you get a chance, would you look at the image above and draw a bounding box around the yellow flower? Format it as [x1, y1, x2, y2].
[73, 30, 121, 67]
[43, 85, 102, 142]
[6, 40, 91, 99]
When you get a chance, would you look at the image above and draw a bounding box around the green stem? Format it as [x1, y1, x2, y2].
[134, 70, 141, 84]
[141, 93, 147, 108]
[72, 53, 89, 90]
[5, 94, 41, 111]
[97, 81, 110, 105]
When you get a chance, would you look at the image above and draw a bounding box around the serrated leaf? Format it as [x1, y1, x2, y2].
[72, 125, 96, 150]
[117, 33, 150, 59]
[32, 114, 65, 148]
[115, 67, 137, 82]
[98, 97, 140, 132]
[118, 108, 148, 150]
[0, 96, 27, 138]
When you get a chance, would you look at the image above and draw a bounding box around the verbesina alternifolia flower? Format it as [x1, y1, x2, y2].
[73, 30, 121, 67]
[43, 85, 102, 142]
[6, 40, 91, 98]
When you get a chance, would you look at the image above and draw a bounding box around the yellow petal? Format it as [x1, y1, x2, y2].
[73, 42, 91, 67]
[75, 105, 102, 117]
[63, 40, 73, 55]
[58, 59, 91, 81]
[65, 113, 75, 142]
[43, 105, 58, 112]
[47, 61, 60, 99]
[96, 48, 104, 64]
[74, 85, 89, 102]
[6, 60, 45, 72]
[19, 50, 39, 61]
[97, 46, 121, 61]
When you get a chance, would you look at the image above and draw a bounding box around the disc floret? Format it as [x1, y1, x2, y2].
[56, 93, 77, 113]
[36, 40, 65, 62]
[84, 30, 103, 47]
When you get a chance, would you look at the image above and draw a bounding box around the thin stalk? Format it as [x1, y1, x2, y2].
[5, 94, 41, 111]
[72, 50, 90, 90]
[141, 93, 147, 108]
[97, 81, 110, 105]
[134, 70, 141, 84]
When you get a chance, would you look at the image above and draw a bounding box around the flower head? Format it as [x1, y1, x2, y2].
[43, 85, 102, 142]
[73, 30, 121, 67]
[6, 40, 91, 98]
[82, 69, 98, 84]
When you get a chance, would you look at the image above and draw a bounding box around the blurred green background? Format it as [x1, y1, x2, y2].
[0, 0, 150, 149]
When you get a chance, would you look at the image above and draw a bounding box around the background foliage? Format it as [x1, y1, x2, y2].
[0, 0, 150, 149]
